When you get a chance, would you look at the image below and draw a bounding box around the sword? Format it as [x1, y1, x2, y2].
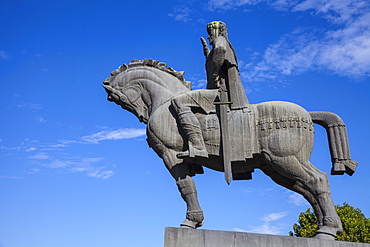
[214, 80, 232, 184]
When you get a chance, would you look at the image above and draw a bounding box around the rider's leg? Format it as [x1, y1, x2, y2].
[171, 93, 208, 158]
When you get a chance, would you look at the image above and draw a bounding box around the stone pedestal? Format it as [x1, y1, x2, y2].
[164, 227, 370, 247]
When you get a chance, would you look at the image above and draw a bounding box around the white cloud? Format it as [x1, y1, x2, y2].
[207, 0, 369, 19]
[82, 128, 146, 144]
[87, 168, 115, 179]
[28, 153, 50, 160]
[234, 211, 289, 235]
[243, 15, 370, 81]
[316, 14, 370, 78]
[1, 131, 118, 179]
[262, 211, 289, 222]
[43, 143, 66, 149]
[41, 157, 103, 169]
[39, 144, 66, 151]
[192, 79, 207, 89]
[0, 146, 18, 151]
[168, 6, 192, 22]
[245, 223, 283, 235]
[270, 0, 298, 11]
[35, 116, 46, 123]
[288, 192, 309, 206]
[0, 50, 10, 60]
[233, 227, 249, 233]
[39, 156, 114, 179]
[69, 157, 114, 179]
[59, 140, 77, 145]
[68, 157, 115, 179]
[238, 187, 274, 195]
[234, 223, 284, 235]
[17, 102, 43, 109]
[27, 168, 40, 174]
[42, 159, 71, 168]
[292, 0, 369, 24]
[207, 0, 370, 81]
[0, 175, 22, 179]
[81, 157, 104, 163]
[207, 0, 264, 11]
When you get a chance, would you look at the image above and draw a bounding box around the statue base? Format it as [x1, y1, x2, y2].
[164, 227, 370, 247]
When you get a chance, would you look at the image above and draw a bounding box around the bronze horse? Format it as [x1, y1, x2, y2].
[103, 59, 357, 240]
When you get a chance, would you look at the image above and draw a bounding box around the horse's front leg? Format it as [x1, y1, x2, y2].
[163, 151, 204, 229]
[176, 175, 204, 228]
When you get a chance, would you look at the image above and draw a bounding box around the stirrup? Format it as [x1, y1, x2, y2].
[177, 145, 208, 159]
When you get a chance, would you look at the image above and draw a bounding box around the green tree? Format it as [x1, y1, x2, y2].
[289, 203, 370, 243]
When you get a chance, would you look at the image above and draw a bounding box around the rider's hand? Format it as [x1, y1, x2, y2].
[212, 74, 221, 88]
[200, 37, 210, 57]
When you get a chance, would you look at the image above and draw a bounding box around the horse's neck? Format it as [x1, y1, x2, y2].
[143, 79, 188, 116]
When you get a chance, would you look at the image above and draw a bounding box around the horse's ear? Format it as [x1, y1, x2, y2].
[110, 69, 119, 76]
[102, 84, 110, 90]
[119, 64, 128, 71]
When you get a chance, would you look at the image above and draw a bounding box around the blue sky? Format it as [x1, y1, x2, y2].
[1, 0, 369, 246]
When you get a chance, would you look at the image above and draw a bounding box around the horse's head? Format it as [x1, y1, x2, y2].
[103, 59, 191, 124]
[103, 71, 149, 124]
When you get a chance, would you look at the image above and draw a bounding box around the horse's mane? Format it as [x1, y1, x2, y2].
[109, 59, 191, 89]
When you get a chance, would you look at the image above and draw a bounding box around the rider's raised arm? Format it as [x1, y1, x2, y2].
[200, 37, 210, 57]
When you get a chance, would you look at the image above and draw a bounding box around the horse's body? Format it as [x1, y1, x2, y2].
[103, 59, 357, 240]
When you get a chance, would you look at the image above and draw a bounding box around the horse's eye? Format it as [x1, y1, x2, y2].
[120, 94, 128, 103]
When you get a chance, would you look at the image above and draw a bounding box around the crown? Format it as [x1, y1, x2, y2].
[207, 21, 220, 31]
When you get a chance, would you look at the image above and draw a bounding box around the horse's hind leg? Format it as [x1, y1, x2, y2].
[305, 163, 343, 239]
[259, 164, 324, 228]
[163, 151, 204, 229]
[266, 154, 342, 239]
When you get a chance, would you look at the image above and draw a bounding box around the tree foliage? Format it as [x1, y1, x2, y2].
[289, 203, 370, 243]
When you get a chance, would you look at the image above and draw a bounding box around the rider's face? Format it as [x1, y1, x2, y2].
[207, 29, 216, 46]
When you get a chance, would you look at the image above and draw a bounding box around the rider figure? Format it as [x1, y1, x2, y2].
[172, 21, 249, 159]
[203, 21, 249, 109]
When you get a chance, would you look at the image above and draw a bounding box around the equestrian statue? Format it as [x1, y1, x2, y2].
[103, 21, 358, 240]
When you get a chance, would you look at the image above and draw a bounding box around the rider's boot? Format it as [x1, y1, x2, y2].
[177, 137, 209, 159]
[176, 111, 208, 159]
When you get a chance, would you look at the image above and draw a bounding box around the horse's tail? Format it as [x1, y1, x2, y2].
[309, 111, 358, 176]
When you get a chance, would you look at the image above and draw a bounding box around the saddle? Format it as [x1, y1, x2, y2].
[196, 105, 260, 162]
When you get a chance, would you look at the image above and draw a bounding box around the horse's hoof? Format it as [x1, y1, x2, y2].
[196, 219, 204, 228]
[314, 232, 335, 241]
[315, 224, 338, 240]
[180, 210, 204, 229]
[180, 219, 198, 229]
